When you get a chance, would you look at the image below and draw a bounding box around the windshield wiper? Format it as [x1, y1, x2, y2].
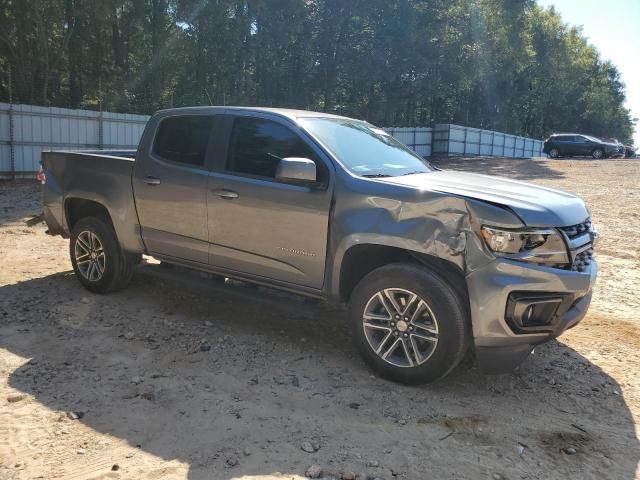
[361, 173, 392, 178]
[400, 170, 428, 176]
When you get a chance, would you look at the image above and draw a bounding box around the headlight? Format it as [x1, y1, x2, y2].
[481, 226, 569, 266]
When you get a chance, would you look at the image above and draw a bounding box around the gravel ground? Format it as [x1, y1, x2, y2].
[0, 157, 639, 480]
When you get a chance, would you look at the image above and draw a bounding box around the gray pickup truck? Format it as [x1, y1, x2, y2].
[41, 107, 597, 384]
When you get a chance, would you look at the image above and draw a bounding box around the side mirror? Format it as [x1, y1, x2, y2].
[275, 157, 317, 184]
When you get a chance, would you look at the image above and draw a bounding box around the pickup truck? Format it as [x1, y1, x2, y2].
[41, 107, 597, 384]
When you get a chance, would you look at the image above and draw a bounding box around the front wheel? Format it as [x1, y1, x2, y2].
[348, 263, 470, 384]
[548, 148, 559, 158]
[592, 148, 604, 159]
[70, 216, 135, 293]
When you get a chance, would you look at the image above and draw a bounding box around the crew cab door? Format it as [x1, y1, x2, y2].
[133, 114, 217, 264]
[207, 114, 333, 289]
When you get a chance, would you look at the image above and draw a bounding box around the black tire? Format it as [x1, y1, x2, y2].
[591, 148, 604, 159]
[548, 148, 559, 158]
[69, 216, 135, 293]
[348, 263, 470, 385]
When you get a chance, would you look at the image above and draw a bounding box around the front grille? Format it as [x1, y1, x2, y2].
[558, 219, 593, 239]
[571, 247, 594, 272]
[558, 219, 595, 272]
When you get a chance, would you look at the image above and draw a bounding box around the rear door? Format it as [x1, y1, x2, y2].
[133, 115, 217, 264]
[553, 135, 573, 155]
[206, 114, 334, 289]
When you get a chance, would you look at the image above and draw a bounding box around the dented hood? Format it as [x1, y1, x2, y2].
[382, 170, 588, 227]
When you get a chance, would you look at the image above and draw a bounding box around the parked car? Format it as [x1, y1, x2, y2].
[543, 133, 623, 159]
[39, 107, 597, 384]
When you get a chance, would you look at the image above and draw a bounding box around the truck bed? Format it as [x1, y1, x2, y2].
[41, 150, 145, 252]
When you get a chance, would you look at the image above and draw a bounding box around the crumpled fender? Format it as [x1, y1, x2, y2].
[328, 180, 525, 297]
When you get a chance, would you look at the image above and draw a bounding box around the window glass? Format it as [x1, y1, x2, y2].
[298, 117, 433, 178]
[226, 117, 318, 179]
[153, 116, 214, 166]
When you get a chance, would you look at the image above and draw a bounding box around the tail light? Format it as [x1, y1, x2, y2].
[37, 166, 46, 184]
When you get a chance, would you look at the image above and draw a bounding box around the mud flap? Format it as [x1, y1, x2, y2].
[25, 213, 45, 227]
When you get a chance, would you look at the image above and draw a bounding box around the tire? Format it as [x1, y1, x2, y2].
[348, 263, 470, 385]
[591, 148, 604, 159]
[69, 216, 135, 293]
[548, 148, 559, 158]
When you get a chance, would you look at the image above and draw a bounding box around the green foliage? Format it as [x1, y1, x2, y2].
[0, 0, 634, 142]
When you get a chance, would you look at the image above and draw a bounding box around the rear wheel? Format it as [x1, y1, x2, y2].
[348, 263, 469, 384]
[592, 148, 604, 159]
[70, 216, 135, 293]
[548, 148, 559, 158]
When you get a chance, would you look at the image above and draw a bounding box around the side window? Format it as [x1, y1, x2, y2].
[226, 117, 321, 181]
[152, 116, 215, 167]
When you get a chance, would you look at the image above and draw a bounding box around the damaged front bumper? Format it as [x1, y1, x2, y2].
[466, 258, 597, 374]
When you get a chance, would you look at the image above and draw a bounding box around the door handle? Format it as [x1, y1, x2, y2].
[144, 176, 161, 186]
[213, 189, 239, 200]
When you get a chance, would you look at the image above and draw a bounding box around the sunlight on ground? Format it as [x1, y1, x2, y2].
[0, 350, 30, 371]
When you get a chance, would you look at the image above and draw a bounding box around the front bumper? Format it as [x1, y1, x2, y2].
[466, 258, 597, 373]
[607, 145, 625, 158]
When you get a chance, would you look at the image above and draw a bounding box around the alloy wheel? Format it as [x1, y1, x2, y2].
[362, 288, 439, 368]
[74, 230, 106, 282]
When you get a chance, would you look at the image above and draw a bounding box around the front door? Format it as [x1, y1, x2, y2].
[575, 135, 592, 155]
[133, 115, 216, 264]
[207, 115, 333, 289]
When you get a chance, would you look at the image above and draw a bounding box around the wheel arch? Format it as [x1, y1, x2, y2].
[65, 197, 115, 231]
[63, 194, 145, 254]
[336, 243, 469, 308]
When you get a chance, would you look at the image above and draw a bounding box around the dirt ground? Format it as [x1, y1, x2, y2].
[0, 158, 639, 480]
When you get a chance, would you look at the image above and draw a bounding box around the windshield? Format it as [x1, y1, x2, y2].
[298, 117, 433, 177]
[583, 135, 602, 142]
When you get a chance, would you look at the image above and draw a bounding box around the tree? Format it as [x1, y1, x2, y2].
[0, 0, 634, 142]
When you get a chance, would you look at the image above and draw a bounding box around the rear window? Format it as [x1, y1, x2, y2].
[152, 116, 215, 166]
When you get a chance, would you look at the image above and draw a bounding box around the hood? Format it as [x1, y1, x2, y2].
[380, 170, 589, 227]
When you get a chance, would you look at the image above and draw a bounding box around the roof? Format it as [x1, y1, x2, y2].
[154, 106, 355, 122]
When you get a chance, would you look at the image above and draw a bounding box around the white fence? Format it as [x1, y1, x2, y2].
[382, 127, 433, 157]
[0, 103, 149, 177]
[0, 104, 545, 178]
[432, 124, 544, 158]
